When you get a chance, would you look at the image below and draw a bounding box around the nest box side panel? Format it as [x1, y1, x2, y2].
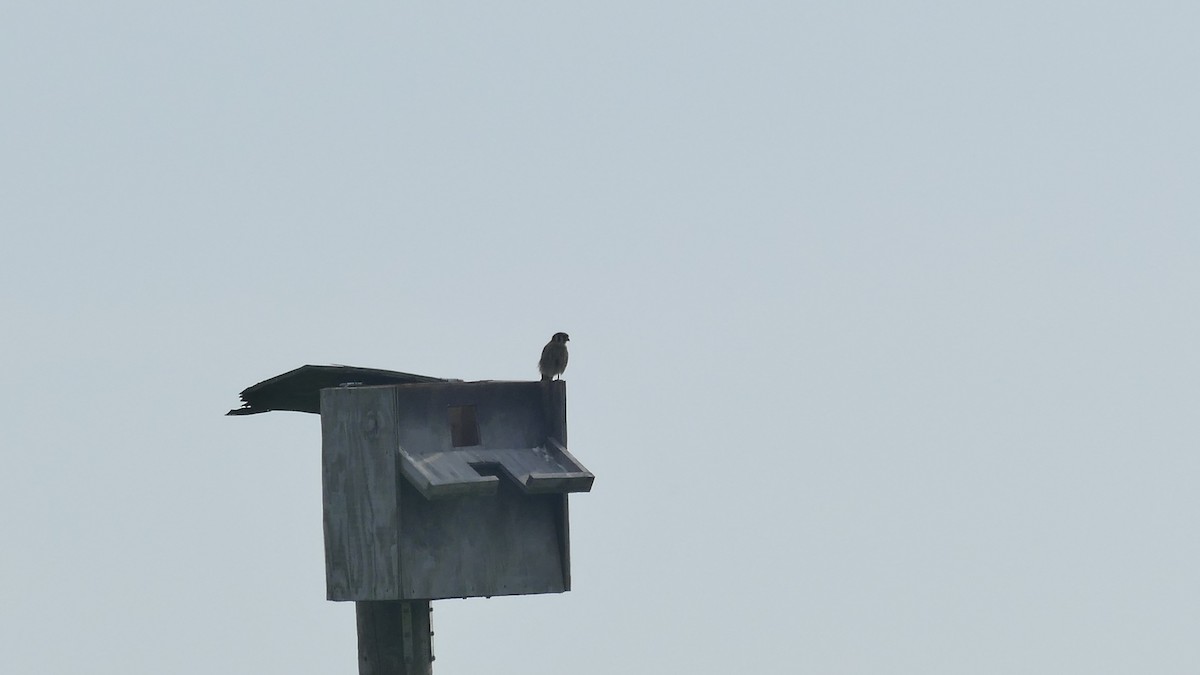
[321, 387, 402, 601]
[397, 479, 568, 600]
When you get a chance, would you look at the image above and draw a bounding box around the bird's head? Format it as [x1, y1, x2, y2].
[551, 332, 570, 343]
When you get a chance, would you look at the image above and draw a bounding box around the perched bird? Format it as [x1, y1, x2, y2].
[539, 332, 570, 381]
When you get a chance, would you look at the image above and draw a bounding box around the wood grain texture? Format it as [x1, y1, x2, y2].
[321, 380, 586, 601]
[356, 601, 433, 675]
[322, 387, 402, 601]
[388, 380, 592, 499]
[397, 478, 567, 599]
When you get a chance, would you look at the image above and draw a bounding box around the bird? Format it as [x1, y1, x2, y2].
[538, 332, 570, 381]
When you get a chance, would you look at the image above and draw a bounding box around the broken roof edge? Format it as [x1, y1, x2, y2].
[240, 364, 450, 393]
[226, 364, 451, 416]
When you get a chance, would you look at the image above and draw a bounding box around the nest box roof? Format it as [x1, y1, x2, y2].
[227, 364, 447, 415]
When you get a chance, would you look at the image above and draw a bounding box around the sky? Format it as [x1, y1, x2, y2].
[2, 2, 1198, 673]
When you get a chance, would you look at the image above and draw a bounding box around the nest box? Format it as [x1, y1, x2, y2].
[319, 380, 592, 601]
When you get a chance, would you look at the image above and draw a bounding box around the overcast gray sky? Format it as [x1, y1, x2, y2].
[2, 2, 1198, 673]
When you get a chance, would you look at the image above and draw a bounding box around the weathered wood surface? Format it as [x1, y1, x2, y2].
[387, 380, 593, 499]
[397, 479, 567, 599]
[322, 387, 403, 600]
[228, 365, 446, 415]
[356, 601, 433, 675]
[557, 487, 572, 592]
[321, 381, 579, 601]
[541, 379, 567, 446]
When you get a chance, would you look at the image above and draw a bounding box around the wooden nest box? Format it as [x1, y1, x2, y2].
[320, 380, 592, 601]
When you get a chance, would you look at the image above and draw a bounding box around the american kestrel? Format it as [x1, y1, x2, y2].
[538, 332, 570, 381]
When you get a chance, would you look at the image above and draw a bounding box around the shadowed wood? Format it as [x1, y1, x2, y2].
[384, 381, 593, 499]
[356, 601, 433, 675]
[228, 365, 446, 415]
[542, 379, 567, 446]
[320, 381, 585, 601]
[397, 478, 566, 599]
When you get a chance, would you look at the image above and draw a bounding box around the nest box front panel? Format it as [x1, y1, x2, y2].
[390, 381, 591, 499]
[320, 382, 581, 601]
[397, 478, 568, 599]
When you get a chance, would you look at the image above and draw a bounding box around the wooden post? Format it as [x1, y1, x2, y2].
[356, 601, 434, 675]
